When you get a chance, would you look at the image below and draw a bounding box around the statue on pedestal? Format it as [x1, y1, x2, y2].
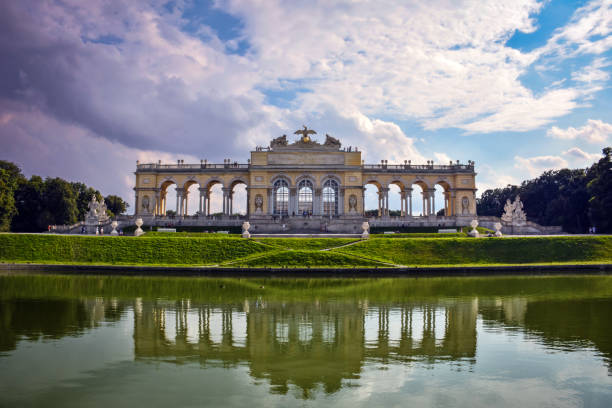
[501, 196, 527, 225]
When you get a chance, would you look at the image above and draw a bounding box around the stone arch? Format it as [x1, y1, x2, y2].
[158, 178, 179, 216]
[182, 177, 202, 216]
[321, 174, 342, 187]
[432, 179, 453, 216]
[270, 174, 292, 187]
[405, 179, 431, 217]
[228, 177, 248, 216]
[363, 180, 384, 217]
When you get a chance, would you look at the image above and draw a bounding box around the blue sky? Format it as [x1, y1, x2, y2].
[1, 0, 611, 215]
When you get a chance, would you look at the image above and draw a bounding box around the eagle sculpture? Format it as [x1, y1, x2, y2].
[294, 125, 317, 143]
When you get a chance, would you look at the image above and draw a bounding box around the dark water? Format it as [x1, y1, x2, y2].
[1, 274, 611, 407]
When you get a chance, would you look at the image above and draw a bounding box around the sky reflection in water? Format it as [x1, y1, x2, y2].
[0, 274, 611, 407]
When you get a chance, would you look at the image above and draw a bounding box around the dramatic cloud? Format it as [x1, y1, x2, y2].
[514, 155, 569, 177]
[547, 119, 612, 143]
[1, 0, 611, 207]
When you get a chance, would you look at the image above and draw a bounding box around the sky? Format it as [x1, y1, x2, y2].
[1, 0, 611, 215]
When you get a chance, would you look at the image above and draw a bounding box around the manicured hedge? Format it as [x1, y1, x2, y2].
[0, 234, 270, 266]
[334, 236, 612, 265]
[255, 238, 359, 250]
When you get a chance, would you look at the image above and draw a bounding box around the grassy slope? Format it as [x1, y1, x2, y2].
[226, 249, 387, 267]
[334, 236, 612, 266]
[0, 234, 271, 266]
[254, 238, 359, 250]
[1, 234, 611, 268]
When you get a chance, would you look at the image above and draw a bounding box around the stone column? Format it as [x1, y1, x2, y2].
[175, 189, 181, 215]
[400, 191, 406, 216]
[408, 188, 413, 217]
[430, 190, 435, 216]
[198, 188, 206, 215]
[227, 190, 234, 215]
[268, 188, 273, 215]
[222, 188, 229, 216]
[338, 188, 344, 215]
[421, 191, 426, 216]
[314, 188, 322, 216]
[134, 192, 139, 215]
[154, 190, 160, 216]
[289, 187, 297, 216]
[246, 188, 250, 217]
[184, 191, 189, 215]
[383, 188, 389, 216]
[377, 191, 382, 217]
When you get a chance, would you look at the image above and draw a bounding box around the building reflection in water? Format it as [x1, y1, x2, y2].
[1, 293, 610, 398]
[131, 299, 478, 396]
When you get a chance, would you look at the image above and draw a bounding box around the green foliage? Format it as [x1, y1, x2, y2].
[477, 149, 611, 233]
[0, 234, 271, 266]
[104, 195, 128, 217]
[587, 147, 612, 232]
[3, 161, 128, 231]
[0, 161, 25, 231]
[334, 236, 612, 266]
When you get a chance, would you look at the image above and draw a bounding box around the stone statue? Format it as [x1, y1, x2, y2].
[294, 125, 317, 143]
[254, 194, 264, 214]
[87, 196, 99, 218]
[501, 199, 514, 223]
[141, 196, 150, 213]
[461, 197, 469, 215]
[501, 196, 527, 225]
[270, 134, 288, 148]
[494, 222, 503, 237]
[348, 194, 357, 213]
[324, 134, 341, 148]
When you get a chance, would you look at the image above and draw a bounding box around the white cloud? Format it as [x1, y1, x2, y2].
[514, 155, 569, 177]
[433, 152, 452, 164]
[547, 119, 612, 143]
[572, 58, 611, 83]
[562, 147, 601, 162]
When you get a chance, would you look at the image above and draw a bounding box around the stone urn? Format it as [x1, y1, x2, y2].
[134, 218, 144, 237]
[361, 221, 370, 239]
[494, 222, 503, 237]
[110, 221, 119, 236]
[242, 221, 251, 238]
[468, 219, 480, 237]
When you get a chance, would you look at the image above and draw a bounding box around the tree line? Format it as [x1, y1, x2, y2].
[0, 160, 128, 232]
[477, 147, 612, 233]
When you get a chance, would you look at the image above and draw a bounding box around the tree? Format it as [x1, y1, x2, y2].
[0, 161, 25, 231]
[587, 147, 612, 232]
[41, 177, 79, 227]
[104, 195, 128, 217]
[12, 175, 45, 232]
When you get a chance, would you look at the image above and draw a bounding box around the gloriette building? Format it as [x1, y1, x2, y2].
[133, 127, 477, 232]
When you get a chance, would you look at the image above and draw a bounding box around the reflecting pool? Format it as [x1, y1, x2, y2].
[1, 274, 611, 407]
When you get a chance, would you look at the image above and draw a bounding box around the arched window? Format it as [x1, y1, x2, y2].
[273, 179, 289, 215]
[322, 179, 338, 216]
[298, 179, 313, 214]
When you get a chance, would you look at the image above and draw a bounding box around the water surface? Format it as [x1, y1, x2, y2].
[1, 274, 611, 407]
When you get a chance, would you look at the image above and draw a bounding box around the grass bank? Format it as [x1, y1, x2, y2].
[1, 234, 611, 268]
[0, 234, 271, 266]
[333, 236, 612, 266]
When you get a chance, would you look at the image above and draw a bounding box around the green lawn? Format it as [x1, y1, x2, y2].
[1, 233, 611, 268]
[0, 234, 271, 266]
[333, 236, 612, 266]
